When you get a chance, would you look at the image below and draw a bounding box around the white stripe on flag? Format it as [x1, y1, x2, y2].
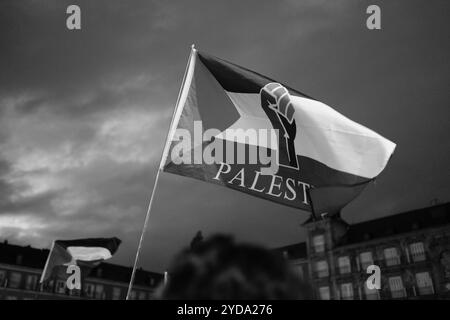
[66, 246, 112, 261]
[222, 92, 396, 179]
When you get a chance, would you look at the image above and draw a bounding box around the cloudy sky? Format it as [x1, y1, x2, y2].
[0, 0, 449, 273]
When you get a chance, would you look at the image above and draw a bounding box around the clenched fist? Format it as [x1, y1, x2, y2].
[260, 83, 299, 169]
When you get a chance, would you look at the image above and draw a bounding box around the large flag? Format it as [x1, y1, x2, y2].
[161, 48, 396, 216]
[40, 237, 121, 283]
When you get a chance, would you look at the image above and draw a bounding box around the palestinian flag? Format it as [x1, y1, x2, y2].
[40, 237, 121, 283]
[161, 48, 396, 216]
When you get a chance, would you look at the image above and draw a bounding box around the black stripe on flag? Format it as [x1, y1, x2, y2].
[198, 51, 315, 100]
[55, 237, 121, 255]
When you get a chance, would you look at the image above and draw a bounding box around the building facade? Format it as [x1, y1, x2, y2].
[0, 241, 163, 300]
[275, 202, 450, 300]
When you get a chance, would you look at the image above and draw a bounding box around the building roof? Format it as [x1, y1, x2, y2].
[338, 202, 450, 246]
[0, 242, 49, 269]
[273, 202, 450, 254]
[0, 241, 163, 287]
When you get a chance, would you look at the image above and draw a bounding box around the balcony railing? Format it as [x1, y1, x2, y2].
[418, 286, 434, 296]
[384, 257, 401, 267]
[339, 266, 351, 274]
[313, 244, 325, 253]
[390, 289, 406, 299]
[365, 293, 379, 300]
[411, 253, 426, 263]
[315, 270, 329, 278]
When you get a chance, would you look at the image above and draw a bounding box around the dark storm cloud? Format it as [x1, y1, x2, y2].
[0, 0, 180, 122]
[0, 0, 449, 273]
[0, 160, 15, 208]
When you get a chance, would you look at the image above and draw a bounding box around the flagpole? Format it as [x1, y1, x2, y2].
[126, 44, 196, 300]
[306, 189, 318, 222]
[39, 241, 55, 284]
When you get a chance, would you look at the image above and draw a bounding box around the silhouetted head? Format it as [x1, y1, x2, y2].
[158, 234, 312, 299]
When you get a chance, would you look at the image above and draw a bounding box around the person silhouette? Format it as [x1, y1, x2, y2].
[157, 234, 312, 300]
[190, 231, 203, 251]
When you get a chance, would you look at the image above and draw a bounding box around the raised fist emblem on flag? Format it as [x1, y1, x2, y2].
[260, 83, 299, 169]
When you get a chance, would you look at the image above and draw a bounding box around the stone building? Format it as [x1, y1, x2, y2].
[275, 202, 450, 299]
[0, 241, 163, 300]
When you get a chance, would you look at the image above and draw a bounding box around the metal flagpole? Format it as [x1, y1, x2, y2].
[126, 44, 196, 300]
[39, 241, 55, 284]
[305, 189, 318, 222]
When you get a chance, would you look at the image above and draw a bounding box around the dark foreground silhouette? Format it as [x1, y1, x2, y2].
[157, 234, 313, 300]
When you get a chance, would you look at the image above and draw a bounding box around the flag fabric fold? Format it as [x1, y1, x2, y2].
[161, 48, 396, 216]
[40, 237, 121, 283]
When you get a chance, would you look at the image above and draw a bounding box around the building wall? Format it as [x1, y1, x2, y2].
[0, 262, 158, 300]
[303, 219, 450, 300]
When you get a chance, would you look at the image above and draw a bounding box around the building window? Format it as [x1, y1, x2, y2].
[410, 242, 426, 262]
[130, 290, 137, 300]
[0, 270, 6, 286]
[338, 256, 351, 274]
[388, 276, 406, 298]
[384, 247, 400, 266]
[112, 287, 122, 300]
[315, 260, 329, 278]
[25, 275, 38, 291]
[312, 235, 325, 253]
[9, 272, 22, 289]
[56, 280, 66, 294]
[95, 284, 104, 299]
[84, 283, 94, 298]
[44, 280, 54, 292]
[96, 268, 103, 277]
[364, 283, 379, 300]
[340, 283, 354, 300]
[138, 291, 147, 300]
[319, 286, 330, 300]
[360, 251, 374, 270]
[69, 287, 80, 296]
[293, 264, 304, 280]
[416, 272, 434, 295]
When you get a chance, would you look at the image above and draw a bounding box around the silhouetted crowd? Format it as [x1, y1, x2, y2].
[156, 234, 313, 300]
